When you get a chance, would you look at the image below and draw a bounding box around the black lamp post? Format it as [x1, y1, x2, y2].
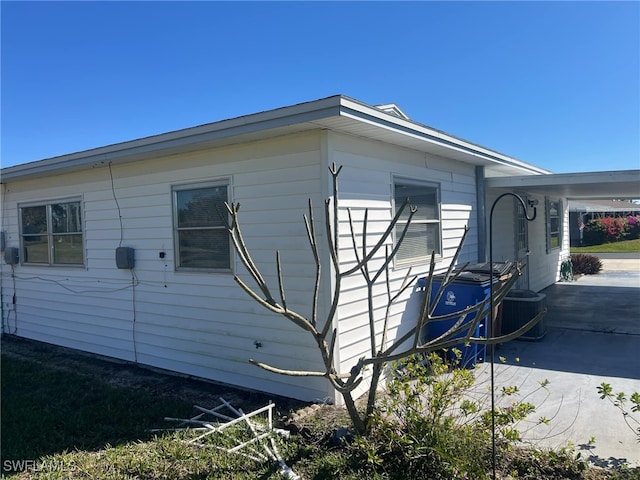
[488, 193, 537, 479]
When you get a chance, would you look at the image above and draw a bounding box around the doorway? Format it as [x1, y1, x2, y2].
[514, 198, 530, 289]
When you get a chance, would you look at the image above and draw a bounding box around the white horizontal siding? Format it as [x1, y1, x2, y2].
[1, 132, 332, 402]
[527, 194, 569, 291]
[2, 127, 497, 404]
[327, 132, 479, 388]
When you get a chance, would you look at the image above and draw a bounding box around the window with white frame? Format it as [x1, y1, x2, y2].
[546, 198, 562, 251]
[173, 181, 230, 270]
[19, 199, 84, 265]
[394, 179, 441, 265]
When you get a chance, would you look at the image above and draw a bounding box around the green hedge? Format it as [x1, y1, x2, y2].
[582, 215, 640, 246]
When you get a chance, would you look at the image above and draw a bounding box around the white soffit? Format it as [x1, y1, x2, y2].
[486, 170, 640, 199]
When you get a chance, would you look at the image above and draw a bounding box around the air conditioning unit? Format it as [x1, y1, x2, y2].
[502, 289, 547, 341]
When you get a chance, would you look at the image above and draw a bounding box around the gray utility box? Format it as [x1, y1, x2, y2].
[501, 289, 547, 341]
[4, 247, 19, 265]
[115, 247, 135, 269]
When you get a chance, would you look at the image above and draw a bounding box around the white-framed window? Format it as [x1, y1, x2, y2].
[172, 180, 231, 270]
[19, 198, 84, 266]
[546, 197, 562, 252]
[393, 178, 441, 266]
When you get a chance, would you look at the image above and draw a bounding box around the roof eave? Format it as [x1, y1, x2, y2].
[1, 94, 548, 182]
[486, 170, 640, 199]
[338, 97, 550, 176]
[1, 96, 345, 182]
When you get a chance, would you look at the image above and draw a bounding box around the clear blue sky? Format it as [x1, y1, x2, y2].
[2, 1, 639, 173]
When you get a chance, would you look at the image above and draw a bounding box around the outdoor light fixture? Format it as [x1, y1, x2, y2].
[488, 193, 537, 480]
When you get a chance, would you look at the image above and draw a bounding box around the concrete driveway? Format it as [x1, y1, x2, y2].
[542, 255, 640, 335]
[476, 256, 640, 467]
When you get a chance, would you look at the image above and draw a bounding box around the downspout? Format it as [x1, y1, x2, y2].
[475, 166, 487, 263]
[320, 130, 339, 405]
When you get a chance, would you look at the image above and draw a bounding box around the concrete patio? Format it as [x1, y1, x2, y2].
[476, 256, 640, 468]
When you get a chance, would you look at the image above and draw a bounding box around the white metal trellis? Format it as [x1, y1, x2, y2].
[154, 397, 299, 479]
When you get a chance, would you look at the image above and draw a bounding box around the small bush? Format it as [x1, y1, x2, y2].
[571, 254, 603, 275]
[583, 219, 607, 245]
[626, 216, 640, 240]
[354, 351, 562, 479]
[363, 352, 490, 479]
[597, 382, 640, 443]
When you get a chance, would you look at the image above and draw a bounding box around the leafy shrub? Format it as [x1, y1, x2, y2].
[571, 254, 603, 275]
[604, 217, 626, 242]
[359, 352, 489, 479]
[597, 382, 640, 443]
[582, 216, 640, 245]
[288, 352, 612, 479]
[582, 219, 607, 245]
[349, 351, 559, 479]
[498, 446, 589, 480]
[626, 216, 640, 240]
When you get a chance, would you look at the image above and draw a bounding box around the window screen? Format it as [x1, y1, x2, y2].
[394, 180, 441, 265]
[174, 183, 230, 270]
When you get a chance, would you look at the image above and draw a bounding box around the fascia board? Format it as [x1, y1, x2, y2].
[3, 94, 548, 182]
[1, 97, 345, 182]
[338, 97, 549, 176]
[486, 170, 640, 199]
[487, 170, 640, 188]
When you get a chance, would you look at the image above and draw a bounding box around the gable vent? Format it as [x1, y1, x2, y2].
[375, 103, 410, 120]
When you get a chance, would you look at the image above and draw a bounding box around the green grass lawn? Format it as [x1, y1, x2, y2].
[0, 339, 301, 479]
[571, 238, 640, 253]
[0, 355, 195, 470]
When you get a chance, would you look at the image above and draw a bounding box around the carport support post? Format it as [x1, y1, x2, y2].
[489, 192, 537, 480]
[476, 166, 487, 263]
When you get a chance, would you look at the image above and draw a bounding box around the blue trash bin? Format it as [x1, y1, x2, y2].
[418, 263, 511, 367]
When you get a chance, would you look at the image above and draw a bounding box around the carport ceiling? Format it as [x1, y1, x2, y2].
[486, 170, 640, 200]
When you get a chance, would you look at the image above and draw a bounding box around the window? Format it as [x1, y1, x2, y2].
[20, 199, 84, 265]
[173, 181, 230, 270]
[546, 198, 562, 251]
[394, 179, 441, 265]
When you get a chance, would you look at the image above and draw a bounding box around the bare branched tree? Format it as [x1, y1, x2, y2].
[224, 164, 544, 434]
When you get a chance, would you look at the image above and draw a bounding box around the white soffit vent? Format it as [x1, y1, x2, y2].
[375, 103, 410, 120]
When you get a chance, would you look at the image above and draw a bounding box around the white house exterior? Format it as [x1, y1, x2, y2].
[1, 95, 638, 402]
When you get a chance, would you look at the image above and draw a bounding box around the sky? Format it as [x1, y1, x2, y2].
[1, 1, 639, 173]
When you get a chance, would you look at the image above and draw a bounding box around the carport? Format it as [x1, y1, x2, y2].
[480, 170, 640, 466]
[483, 168, 640, 291]
[485, 168, 639, 331]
